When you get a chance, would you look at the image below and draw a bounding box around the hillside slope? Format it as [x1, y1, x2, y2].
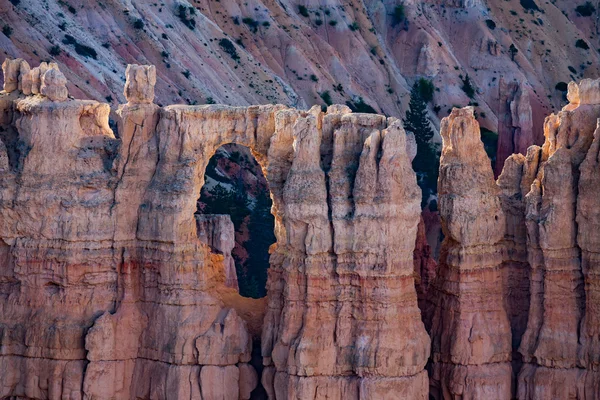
[1, 0, 599, 152]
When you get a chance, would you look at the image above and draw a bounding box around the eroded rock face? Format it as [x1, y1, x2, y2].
[3, 60, 600, 400]
[516, 79, 600, 399]
[261, 111, 430, 399]
[124, 64, 156, 104]
[0, 62, 429, 399]
[496, 79, 534, 176]
[430, 107, 512, 399]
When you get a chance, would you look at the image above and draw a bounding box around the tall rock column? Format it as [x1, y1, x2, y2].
[430, 107, 512, 399]
[496, 152, 531, 373]
[261, 110, 430, 399]
[517, 79, 600, 399]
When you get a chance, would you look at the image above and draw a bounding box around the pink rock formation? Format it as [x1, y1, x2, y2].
[495, 79, 535, 176]
[0, 61, 430, 399]
[496, 153, 531, 372]
[261, 110, 430, 399]
[3, 58, 600, 399]
[517, 79, 600, 399]
[430, 107, 512, 399]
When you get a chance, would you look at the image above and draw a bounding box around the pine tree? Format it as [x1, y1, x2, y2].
[403, 82, 440, 207]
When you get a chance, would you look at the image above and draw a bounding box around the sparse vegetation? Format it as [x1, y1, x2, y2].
[182, 70, 191, 79]
[2, 25, 12, 38]
[310, 74, 318, 82]
[161, 50, 169, 58]
[206, 97, 215, 104]
[569, 66, 577, 74]
[329, 20, 338, 26]
[520, 0, 540, 12]
[416, 78, 435, 103]
[404, 82, 440, 207]
[576, 39, 590, 50]
[349, 22, 359, 31]
[509, 43, 519, 61]
[319, 91, 332, 106]
[49, 45, 61, 56]
[133, 18, 144, 30]
[242, 17, 259, 33]
[392, 4, 406, 26]
[177, 5, 196, 30]
[485, 19, 496, 30]
[62, 34, 97, 59]
[298, 5, 309, 17]
[480, 127, 499, 167]
[219, 38, 240, 61]
[346, 97, 377, 113]
[575, 2, 595, 16]
[555, 81, 568, 91]
[461, 74, 476, 98]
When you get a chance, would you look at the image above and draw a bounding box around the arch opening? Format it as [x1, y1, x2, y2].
[196, 143, 275, 299]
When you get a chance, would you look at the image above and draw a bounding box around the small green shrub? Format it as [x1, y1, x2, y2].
[62, 34, 97, 59]
[9, 0, 20, 5]
[182, 70, 191, 79]
[461, 74, 476, 98]
[576, 2, 596, 16]
[219, 38, 240, 61]
[177, 5, 196, 30]
[392, 4, 405, 26]
[329, 20, 337, 26]
[576, 39, 590, 50]
[349, 22, 359, 31]
[242, 17, 259, 33]
[520, 0, 540, 12]
[485, 19, 496, 29]
[49, 45, 61, 56]
[133, 18, 144, 29]
[319, 91, 332, 106]
[310, 74, 318, 82]
[298, 5, 309, 17]
[555, 82, 568, 91]
[2, 25, 12, 37]
[346, 97, 377, 113]
[509, 43, 519, 61]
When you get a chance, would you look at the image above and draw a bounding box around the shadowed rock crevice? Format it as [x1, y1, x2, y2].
[196, 143, 275, 299]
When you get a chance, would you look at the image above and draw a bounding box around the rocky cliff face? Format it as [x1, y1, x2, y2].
[0, 60, 430, 399]
[2, 58, 600, 399]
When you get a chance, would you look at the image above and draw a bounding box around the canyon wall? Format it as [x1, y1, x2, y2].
[1, 58, 600, 399]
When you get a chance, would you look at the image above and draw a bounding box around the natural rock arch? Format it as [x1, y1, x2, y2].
[0, 61, 431, 399]
[196, 142, 276, 297]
